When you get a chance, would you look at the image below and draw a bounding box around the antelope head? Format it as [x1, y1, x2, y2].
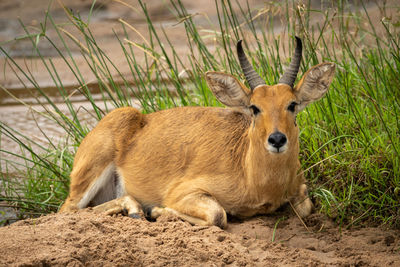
[205, 37, 335, 155]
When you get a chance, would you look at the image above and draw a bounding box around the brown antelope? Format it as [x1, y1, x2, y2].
[60, 37, 335, 229]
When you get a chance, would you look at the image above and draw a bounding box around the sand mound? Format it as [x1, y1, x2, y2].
[0, 210, 398, 266]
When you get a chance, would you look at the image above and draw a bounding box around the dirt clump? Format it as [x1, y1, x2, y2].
[0, 210, 398, 266]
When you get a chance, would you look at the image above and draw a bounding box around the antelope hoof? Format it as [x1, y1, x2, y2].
[295, 197, 313, 218]
[293, 184, 313, 218]
[128, 213, 142, 219]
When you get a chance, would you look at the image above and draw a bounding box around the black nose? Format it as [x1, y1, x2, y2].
[268, 132, 287, 149]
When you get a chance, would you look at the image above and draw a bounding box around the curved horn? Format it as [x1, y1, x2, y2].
[278, 36, 302, 87]
[236, 40, 266, 90]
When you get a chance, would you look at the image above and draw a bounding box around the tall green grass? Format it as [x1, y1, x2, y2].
[1, 0, 399, 228]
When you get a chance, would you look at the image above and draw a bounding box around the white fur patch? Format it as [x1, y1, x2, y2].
[265, 141, 289, 154]
[78, 163, 116, 209]
[115, 168, 126, 198]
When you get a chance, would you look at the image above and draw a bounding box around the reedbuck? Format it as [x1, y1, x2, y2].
[60, 37, 335, 228]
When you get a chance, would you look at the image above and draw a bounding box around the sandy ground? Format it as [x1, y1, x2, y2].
[0, 209, 399, 266]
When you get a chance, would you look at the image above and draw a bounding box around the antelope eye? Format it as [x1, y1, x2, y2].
[287, 102, 298, 112]
[249, 105, 260, 116]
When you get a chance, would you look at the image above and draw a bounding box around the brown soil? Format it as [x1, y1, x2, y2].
[0, 210, 399, 266]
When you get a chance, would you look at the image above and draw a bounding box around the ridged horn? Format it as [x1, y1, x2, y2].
[278, 36, 302, 87]
[237, 40, 266, 90]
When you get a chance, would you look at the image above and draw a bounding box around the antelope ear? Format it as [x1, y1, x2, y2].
[294, 62, 335, 111]
[205, 71, 251, 107]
